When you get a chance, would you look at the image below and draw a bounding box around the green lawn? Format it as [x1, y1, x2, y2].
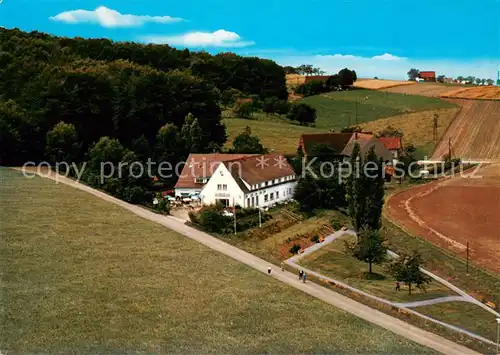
[0, 169, 434, 354]
[414, 302, 499, 343]
[300, 89, 456, 130]
[224, 117, 324, 154]
[298, 234, 455, 303]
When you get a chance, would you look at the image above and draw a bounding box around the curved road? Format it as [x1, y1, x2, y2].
[22, 169, 481, 355]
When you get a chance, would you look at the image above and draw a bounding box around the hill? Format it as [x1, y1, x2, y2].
[0, 169, 433, 354]
[300, 89, 456, 130]
[358, 107, 461, 158]
[224, 117, 324, 154]
[432, 99, 500, 160]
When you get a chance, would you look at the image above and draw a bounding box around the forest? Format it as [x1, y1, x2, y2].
[0, 28, 288, 202]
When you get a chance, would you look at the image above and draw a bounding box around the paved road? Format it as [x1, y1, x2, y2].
[393, 296, 469, 308]
[23, 169, 481, 355]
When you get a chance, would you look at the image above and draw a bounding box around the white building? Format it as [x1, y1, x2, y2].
[175, 153, 298, 208]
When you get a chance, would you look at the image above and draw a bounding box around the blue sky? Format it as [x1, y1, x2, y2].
[1, 0, 499, 79]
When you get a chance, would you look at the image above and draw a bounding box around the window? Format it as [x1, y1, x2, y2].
[223, 184, 227, 191]
[247, 198, 250, 207]
[270, 193, 274, 200]
[264, 194, 268, 202]
[288, 188, 292, 195]
[217, 184, 222, 190]
[274, 179, 278, 184]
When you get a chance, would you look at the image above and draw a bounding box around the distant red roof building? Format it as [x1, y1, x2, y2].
[419, 71, 436, 82]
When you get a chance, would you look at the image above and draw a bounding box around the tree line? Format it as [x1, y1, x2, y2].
[407, 68, 495, 85]
[294, 68, 357, 97]
[0, 28, 290, 204]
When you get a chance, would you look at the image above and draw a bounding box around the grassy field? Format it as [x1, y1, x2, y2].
[414, 302, 499, 342]
[358, 107, 461, 159]
[0, 169, 436, 354]
[223, 117, 324, 154]
[297, 234, 455, 303]
[300, 89, 456, 130]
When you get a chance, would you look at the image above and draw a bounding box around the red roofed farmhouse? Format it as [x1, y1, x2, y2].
[377, 137, 403, 159]
[418, 71, 436, 82]
[175, 153, 297, 207]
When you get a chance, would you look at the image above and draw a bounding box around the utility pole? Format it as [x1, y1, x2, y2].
[466, 241, 469, 274]
[233, 198, 237, 235]
[433, 113, 439, 143]
[355, 96, 358, 125]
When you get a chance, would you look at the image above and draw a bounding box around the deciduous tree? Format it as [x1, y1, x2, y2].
[45, 121, 80, 165]
[287, 103, 316, 125]
[230, 126, 267, 154]
[388, 251, 431, 295]
[345, 228, 387, 273]
[407, 68, 420, 81]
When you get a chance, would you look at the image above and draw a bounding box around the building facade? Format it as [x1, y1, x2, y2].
[200, 162, 297, 208]
[175, 153, 298, 208]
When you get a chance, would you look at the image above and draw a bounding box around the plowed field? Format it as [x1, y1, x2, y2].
[440, 86, 500, 100]
[353, 79, 415, 90]
[381, 83, 453, 97]
[386, 163, 500, 274]
[431, 99, 500, 160]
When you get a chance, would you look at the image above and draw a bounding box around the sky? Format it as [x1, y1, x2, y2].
[1, 0, 499, 80]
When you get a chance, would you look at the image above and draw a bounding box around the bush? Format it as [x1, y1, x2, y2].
[331, 220, 343, 231]
[192, 205, 232, 233]
[153, 195, 170, 214]
[289, 244, 301, 254]
[311, 235, 320, 243]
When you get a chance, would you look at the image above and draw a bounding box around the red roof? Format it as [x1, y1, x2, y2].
[175, 153, 258, 189]
[419, 71, 436, 78]
[223, 154, 296, 186]
[378, 137, 402, 151]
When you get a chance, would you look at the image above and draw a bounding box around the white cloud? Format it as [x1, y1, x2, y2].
[142, 30, 255, 48]
[272, 52, 498, 80]
[371, 53, 405, 61]
[50, 6, 183, 28]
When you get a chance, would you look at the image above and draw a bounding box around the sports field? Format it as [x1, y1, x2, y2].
[0, 169, 433, 354]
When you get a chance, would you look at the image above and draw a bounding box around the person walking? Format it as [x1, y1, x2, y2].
[299, 269, 303, 279]
[302, 272, 307, 283]
[268, 266, 272, 275]
[281, 261, 285, 271]
[396, 281, 401, 292]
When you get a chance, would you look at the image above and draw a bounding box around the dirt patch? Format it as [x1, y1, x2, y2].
[386, 165, 500, 274]
[280, 236, 316, 260]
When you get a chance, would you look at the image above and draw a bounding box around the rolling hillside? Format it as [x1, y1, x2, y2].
[432, 99, 500, 160]
[300, 89, 456, 130]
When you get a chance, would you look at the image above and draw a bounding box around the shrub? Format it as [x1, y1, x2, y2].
[289, 244, 301, 254]
[311, 235, 320, 243]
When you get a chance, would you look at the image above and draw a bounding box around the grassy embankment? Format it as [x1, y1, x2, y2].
[0, 169, 434, 354]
